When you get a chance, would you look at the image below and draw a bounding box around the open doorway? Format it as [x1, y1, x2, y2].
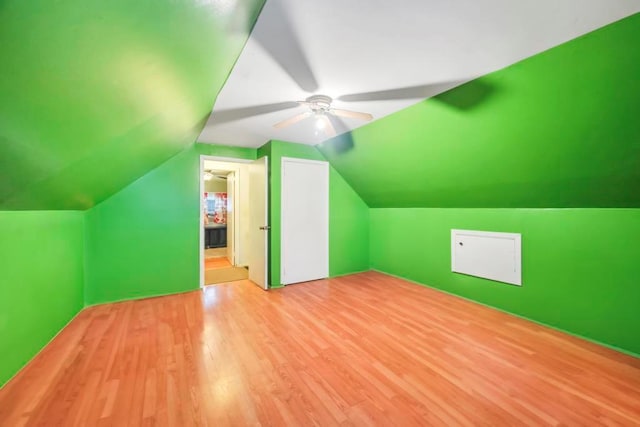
[203, 164, 246, 284]
[199, 156, 269, 289]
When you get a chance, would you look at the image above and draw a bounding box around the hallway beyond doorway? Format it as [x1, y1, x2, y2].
[204, 247, 248, 285]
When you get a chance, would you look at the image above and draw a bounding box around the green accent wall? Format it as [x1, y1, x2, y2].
[262, 140, 370, 287]
[319, 14, 640, 208]
[0, 0, 264, 210]
[0, 211, 84, 386]
[328, 167, 370, 277]
[370, 208, 640, 355]
[85, 144, 256, 304]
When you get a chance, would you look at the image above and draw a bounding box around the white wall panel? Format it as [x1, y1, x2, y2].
[452, 229, 521, 286]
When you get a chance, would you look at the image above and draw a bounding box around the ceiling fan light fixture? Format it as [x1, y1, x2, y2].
[315, 114, 327, 129]
[305, 94, 333, 112]
[273, 94, 372, 135]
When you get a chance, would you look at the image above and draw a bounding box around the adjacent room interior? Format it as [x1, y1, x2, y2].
[201, 159, 251, 286]
[1, 0, 639, 425]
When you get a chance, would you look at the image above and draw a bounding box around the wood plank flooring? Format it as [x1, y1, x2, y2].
[1, 271, 639, 426]
[204, 257, 231, 270]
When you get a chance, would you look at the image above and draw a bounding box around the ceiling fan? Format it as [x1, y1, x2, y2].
[203, 170, 228, 181]
[273, 95, 373, 137]
[204, 0, 494, 146]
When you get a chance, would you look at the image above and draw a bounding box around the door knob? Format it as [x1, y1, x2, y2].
[259, 225, 271, 230]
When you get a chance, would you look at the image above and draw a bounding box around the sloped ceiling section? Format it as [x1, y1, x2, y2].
[198, 0, 640, 148]
[318, 14, 640, 208]
[0, 0, 265, 210]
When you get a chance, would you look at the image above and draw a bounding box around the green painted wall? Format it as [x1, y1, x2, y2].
[0, 0, 264, 210]
[85, 144, 256, 304]
[264, 140, 369, 287]
[370, 208, 640, 355]
[0, 211, 84, 386]
[319, 14, 640, 208]
[328, 168, 370, 277]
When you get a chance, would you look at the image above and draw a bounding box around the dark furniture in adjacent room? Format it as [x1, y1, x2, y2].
[204, 224, 227, 248]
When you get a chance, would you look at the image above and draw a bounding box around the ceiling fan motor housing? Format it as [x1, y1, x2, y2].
[306, 94, 333, 112]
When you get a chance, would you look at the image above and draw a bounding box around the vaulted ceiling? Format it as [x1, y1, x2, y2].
[318, 13, 640, 208]
[198, 0, 640, 147]
[0, 0, 264, 210]
[1, 1, 639, 210]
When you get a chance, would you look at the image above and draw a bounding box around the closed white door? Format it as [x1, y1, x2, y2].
[281, 157, 329, 285]
[248, 156, 269, 289]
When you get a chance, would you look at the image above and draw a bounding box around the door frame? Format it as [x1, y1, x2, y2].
[280, 157, 330, 285]
[226, 170, 236, 266]
[199, 155, 253, 289]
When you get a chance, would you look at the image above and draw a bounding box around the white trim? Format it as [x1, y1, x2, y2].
[280, 157, 330, 285]
[280, 157, 329, 167]
[203, 155, 253, 164]
[199, 155, 253, 289]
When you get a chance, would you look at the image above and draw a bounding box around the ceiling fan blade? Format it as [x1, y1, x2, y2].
[274, 111, 312, 129]
[432, 79, 495, 110]
[252, 0, 319, 92]
[320, 115, 336, 137]
[337, 79, 495, 111]
[211, 101, 299, 124]
[337, 81, 464, 103]
[331, 109, 373, 121]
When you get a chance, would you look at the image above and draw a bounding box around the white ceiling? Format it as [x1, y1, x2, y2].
[198, 0, 640, 147]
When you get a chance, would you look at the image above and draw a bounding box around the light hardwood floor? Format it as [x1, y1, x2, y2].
[1, 272, 639, 426]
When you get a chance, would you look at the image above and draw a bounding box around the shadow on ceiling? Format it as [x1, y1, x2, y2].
[212, 0, 498, 151]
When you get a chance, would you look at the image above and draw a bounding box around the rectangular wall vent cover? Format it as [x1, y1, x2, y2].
[451, 229, 522, 286]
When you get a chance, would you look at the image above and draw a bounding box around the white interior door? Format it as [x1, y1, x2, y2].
[281, 158, 329, 285]
[236, 164, 250, 267]
[248, 156, 269, 290]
